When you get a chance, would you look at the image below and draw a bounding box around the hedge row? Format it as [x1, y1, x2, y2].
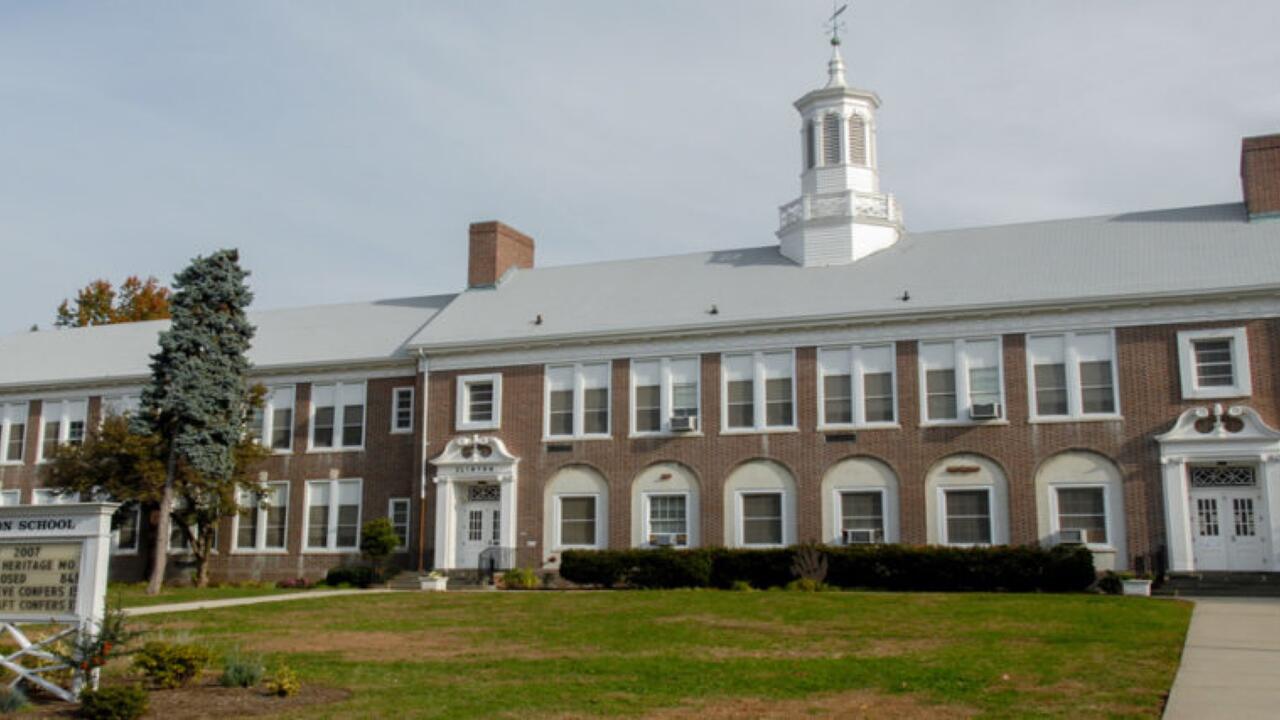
[559, 544, 1095, 593]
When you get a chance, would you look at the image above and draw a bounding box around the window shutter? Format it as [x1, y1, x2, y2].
[804, 120, 816, 169]
[822, 113, 841, 165]
[848, 115, 867, 165]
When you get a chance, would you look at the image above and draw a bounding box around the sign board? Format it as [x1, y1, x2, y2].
[0, 503, 115, 627]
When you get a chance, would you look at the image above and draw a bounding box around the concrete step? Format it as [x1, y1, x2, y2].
[1155, 572, 1280, 597]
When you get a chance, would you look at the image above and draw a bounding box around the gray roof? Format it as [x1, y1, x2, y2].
[409, 203, 1280, 350]
[0, 295, 454, 390]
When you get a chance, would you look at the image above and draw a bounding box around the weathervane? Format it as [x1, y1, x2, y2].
[826, 2, 849, 46]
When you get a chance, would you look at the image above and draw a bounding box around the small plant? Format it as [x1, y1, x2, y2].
[360, 517, 402, 582]
[219, 649, 265, 688]
[131, 641, 212, 689]
[51, 603, 140, 690]
[77, 684, 148, 720]
[785, 578, 829, 592]
[264, 663, 301, 697]
[1096, 571, 1124, 595]
[499, 567, 540, 590]
[0, 686, 29, 713]
[790, 544, 829, 584]
[729, 580, 755, 592]
[277, 577, 314, 589]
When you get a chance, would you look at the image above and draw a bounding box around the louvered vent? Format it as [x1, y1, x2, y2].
[848, 115, 867, 165]
[822, 113, 841, 165]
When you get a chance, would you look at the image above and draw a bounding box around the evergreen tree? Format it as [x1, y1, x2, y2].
[134, 250, 256, 594]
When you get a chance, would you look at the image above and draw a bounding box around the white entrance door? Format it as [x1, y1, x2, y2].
[1189, 466, 1268, 571]
[456, 484, 502, 569]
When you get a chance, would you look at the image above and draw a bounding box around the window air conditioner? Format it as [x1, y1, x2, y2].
[649, 533, 679, 547]
[669, 416, 698, 432]
[843, 528, 879, 545]
[1058, 528, 1086, 545]
[970, 402, 1002, 420]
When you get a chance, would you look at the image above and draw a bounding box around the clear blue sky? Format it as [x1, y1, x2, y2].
[2, 1, 1278, 334]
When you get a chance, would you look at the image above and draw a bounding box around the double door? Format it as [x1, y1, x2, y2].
[1191, 488, 1268, 571]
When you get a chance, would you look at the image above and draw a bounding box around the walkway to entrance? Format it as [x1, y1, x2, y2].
[1164, 597, 1280, 719]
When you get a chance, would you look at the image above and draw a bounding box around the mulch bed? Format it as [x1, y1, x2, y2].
[20, 678, 351, 718]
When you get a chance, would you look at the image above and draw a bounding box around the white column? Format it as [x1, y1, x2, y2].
[500, 473, 518, 565]
[1263, 454, 1280, 572]
[1161, 458, 1194, 572]
[433, 478, 455, 570]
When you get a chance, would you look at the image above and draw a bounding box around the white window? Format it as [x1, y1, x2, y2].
[942, 488, 993, 546]
[544, 363, 611, 439]
[235, 482, 289, 552]
[0, 490, 19, 506]
[644, 493, 689, 546]
[721, 351, 795, 433]
[249, 386, 295, 452]
[1, 402, 28, 464]
[388, 497, 411, 551]
[1053, 486, 1109, 546]
[38, 398, 87, 461]
[305, 478, 362, 551]
[456, 374, 501, 431]
[391, 387, 415, 434]
[112, 505, 142, 555]
[1027, 332, 1119, 420]
[1177, 328, 1252, 399]
[101, 395, 140, 421]
[919, 339, 1003, 423]
[818, 344, 897, 428]
[740, 492, 784, 546]
[556, 495, 600, 548]
[840, 490, 885, 542]
[310, 382, 365, 450]
[630, 357, 700, 435]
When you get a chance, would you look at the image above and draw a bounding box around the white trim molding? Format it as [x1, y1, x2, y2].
[455, 373, 502, 432]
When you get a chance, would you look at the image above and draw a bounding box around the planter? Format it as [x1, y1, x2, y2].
[420, 576, 449, 592]
[1121, 578, 1152, 597]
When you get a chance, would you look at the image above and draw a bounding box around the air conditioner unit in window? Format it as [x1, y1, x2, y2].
[669, 415, 698, 433]
[649, 533, 680, 547]
[970, 402, 1003, 420]
[1058, 528, 1086, 545]
[842, 528, 879, 545]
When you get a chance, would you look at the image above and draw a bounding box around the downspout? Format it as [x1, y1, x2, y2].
[416, 349, 430, 574]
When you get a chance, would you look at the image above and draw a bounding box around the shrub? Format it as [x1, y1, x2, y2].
[77, 684, 148, 720]
[729, 580, 754, 592]
[785, 578, 829, 592]
[360, 517, 402, 581]
[265, 663, 301, 697]
[560, 544, 1096, 593]
[324, 565, 379, 588]
[219, 649, 265, 688]
[277, 577, 314, 589]
[0, 686, 28, 713]
[500, 567, 541, 590]
[131, 641, 212, 689]
[1096, 571, 1124, 595]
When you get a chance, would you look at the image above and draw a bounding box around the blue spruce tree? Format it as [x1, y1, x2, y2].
[135, 249, 255, 594]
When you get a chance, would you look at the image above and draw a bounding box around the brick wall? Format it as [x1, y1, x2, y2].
[425, 317, 1280, 570]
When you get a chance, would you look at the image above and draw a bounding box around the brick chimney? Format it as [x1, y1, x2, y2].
[468, 221, 534, 287]
[1241, 134, 1280, 220]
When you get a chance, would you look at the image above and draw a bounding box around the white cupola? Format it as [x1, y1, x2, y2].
[777, 34, 902, 267]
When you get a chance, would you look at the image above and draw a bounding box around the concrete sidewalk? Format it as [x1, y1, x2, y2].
[123, 588, 392, 617]
[1164, 597, 1280, 719]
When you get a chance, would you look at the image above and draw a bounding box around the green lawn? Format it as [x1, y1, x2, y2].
[107, 582, 312, 609]
[125, 590, 1191, 718]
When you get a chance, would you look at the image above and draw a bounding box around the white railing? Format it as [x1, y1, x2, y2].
[778, 191, 901, 233]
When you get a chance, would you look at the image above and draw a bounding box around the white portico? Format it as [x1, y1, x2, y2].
[1157, 405, 1280, 572]
[429, 435, 519, 571]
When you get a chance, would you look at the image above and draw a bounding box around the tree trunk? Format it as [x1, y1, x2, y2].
[146, 453, 177, 595]
[193, 526, 212, 588]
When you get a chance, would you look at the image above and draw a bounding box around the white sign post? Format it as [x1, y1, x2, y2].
[0, 502, 116, 701]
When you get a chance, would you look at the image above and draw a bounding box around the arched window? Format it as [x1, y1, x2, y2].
[848, 115, 868, 165]
[631, 462, 700, 548]
[543, 465, 609, 554]
[1034, 451, 1126, 570]
[925, 454, 1010, 546]
[723, 460, 796, 548]
[804, 120, 816, 170]
[822, 113, 842, 166]
[821, 457, 899, 545]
